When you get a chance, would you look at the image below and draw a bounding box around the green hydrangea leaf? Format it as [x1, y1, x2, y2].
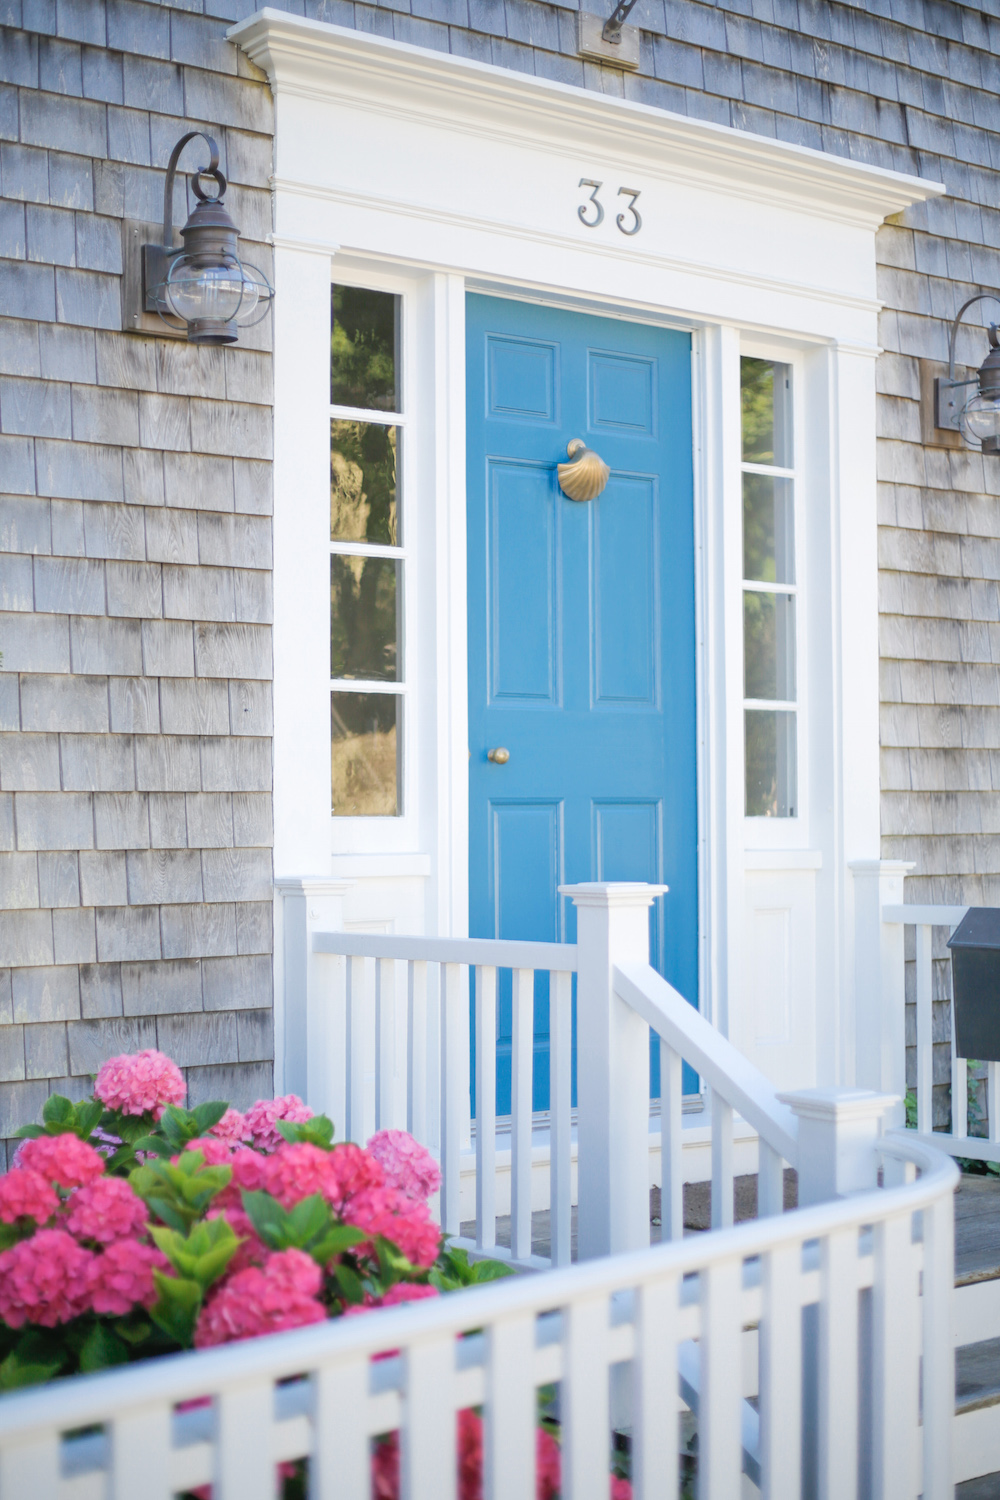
[79, 1323, 130, 1373]
[149, 1273, 202, 1348]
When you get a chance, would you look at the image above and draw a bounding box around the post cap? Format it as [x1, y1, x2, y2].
[559, 882, 668, 907]
[777, 1087, 900, 1123]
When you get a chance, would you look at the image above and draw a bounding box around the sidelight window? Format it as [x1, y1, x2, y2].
[330, 285, 404, 816]
[741, 356, 797, 818]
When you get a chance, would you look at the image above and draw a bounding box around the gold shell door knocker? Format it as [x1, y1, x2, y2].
[557, 439, 610, 502]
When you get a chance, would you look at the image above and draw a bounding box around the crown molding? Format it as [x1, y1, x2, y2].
[230, 9, 944, 232]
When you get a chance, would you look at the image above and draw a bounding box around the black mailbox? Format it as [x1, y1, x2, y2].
[947, 908, 1000, 1061]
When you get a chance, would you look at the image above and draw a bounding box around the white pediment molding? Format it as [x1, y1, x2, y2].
[230, 8, 943, 232]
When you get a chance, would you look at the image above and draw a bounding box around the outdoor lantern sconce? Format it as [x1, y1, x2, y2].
[125, 131, 272, 345]
[936, 293, 1000, 454]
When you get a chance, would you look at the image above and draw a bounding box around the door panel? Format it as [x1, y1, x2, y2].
[467, 293, 697, 1115]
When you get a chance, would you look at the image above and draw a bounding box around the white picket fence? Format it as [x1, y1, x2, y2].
[0, 1131, 957, 1500]
[298, 884, 809, 1267]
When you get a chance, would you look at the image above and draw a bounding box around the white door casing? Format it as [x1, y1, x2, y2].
[232, 9, 943, 1092]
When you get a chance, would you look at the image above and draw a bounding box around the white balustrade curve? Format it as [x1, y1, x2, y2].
[0, 1134, 958, 1500]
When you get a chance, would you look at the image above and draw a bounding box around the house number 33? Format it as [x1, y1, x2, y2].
[577, 179, 642, 236]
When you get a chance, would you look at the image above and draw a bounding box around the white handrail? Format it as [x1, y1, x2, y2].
[313, 932, 579, 970]
[0, 1137, 957, 1500]
[613, 961, 799, 1163]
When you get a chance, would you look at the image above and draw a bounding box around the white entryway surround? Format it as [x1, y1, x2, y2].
[231, 9, 943, 1095]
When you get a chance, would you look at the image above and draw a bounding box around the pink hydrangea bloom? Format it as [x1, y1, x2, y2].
[367, 1130, 441, 1202]
[94, 1049, 186, 1119]
[536, 1431, 561, 1500]
[609, 1480, 632, 1500]
[322, 1142, 385, 1211]
[208, 1203, 268, 1273]
[209, 1108, 251, 1145]
[371, 1417, 562, 1500]
[259, 1142, 337, 1210]
[86, 1239, 166, 1315]
[0, 1168, 59, 1226]
[0, 1228, 94, 1327]
[342, 1185, 441, 1268]
[65, 1177, 148, 1244]
[193, 1249, 325, 1349]
[15, 1133, 105, 1190]
[242, 1094, 313, 1153]
[213, 1147, 267, 1213]
[181, 1137, 235, 1167]
[342, 1281, 440, 1318]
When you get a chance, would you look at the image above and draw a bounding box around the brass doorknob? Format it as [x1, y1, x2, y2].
[487, 748, 510, 764]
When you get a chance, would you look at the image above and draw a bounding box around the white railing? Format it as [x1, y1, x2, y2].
[287, 883, 927, 1269]
[308, 929, 577, 1266]
[879, 902, 1000, 1161]
[0, 1133, 957, 1500]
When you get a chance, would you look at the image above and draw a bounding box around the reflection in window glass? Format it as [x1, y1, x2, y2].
[741, 357, 792, 467]
[331, 420, 398, 546]
[743, 592, 795, 701]
[743, 473, 794, 584]
[331, 286, 399, 412]
[332, 693, 399, 816]
[330, 555, 399, 681]
[745, 710, 796, 817]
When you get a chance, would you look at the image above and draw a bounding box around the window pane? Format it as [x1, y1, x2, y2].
[741, 357, 792, 467]
[331, 286, 399, 412]
[743, 473, 794, 584]
[330, 555, 399, 681]
[331, 420, 398, 545]
[745, 710, 796, 817]
[744, 591, 795, 701]
[332, 693, 399, 816]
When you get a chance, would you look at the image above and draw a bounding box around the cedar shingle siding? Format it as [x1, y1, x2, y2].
[2, 0, 998, 1139]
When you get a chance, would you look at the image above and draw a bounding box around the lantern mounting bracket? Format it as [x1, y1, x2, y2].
[935, 292, 1000, 436]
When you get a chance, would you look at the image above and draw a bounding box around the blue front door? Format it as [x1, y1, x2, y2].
[466, 294, 697, 1113]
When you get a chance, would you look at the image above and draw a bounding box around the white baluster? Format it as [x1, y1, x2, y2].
[660, 1040, 683, 1241]
[989, 1062, 1000, 1145]
[484, 1313, 536, 1500]
[951, 995, 968, 1139]
[511, 967, 534, 1263]
[757, 1139, 784, 1220]
[346, 954, 373, 1145]
[818, 1227, 859, 1500]
[376, 957, 396, 1131]
[563, 1293, 610, 1500]
[871, 1213, 919, 1500]
[633, 1271, 680, 1500]
[550, 970, 573, 1267]
[408, 959, 429, 1145]
[920, 1191, 955, 1500]
[760, 1241, 801, 1500]
[700, 1258, 743, 1500]
[440, 962, 464, 1236]
[476, 965, 498, 1251]
[710, 1092, 734, 1230]
[216, 1381, 273, 1500]
[916, 924, 933, 1135]
[111, 1405, 171, 1500]
[313, 1357, 370, 1500]
[0, 1433, 59, 1497]
[402, 1336, 457, 1500]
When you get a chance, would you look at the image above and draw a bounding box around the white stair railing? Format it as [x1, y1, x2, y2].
[0, 1133, 957, 1500]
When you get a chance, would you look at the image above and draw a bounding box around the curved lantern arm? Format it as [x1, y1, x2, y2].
[947, 291, 1000, 382]
[160, 131, 225, 252]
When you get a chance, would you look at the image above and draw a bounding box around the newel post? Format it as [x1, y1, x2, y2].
[850, 859, 913, 1110]
[564, 882, 666, 1262]
[274, 877, 351, 1113]
[778, 1088, 899, 1206]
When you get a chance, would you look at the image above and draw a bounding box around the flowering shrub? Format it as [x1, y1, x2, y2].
[0, 1049, 633, 1500]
